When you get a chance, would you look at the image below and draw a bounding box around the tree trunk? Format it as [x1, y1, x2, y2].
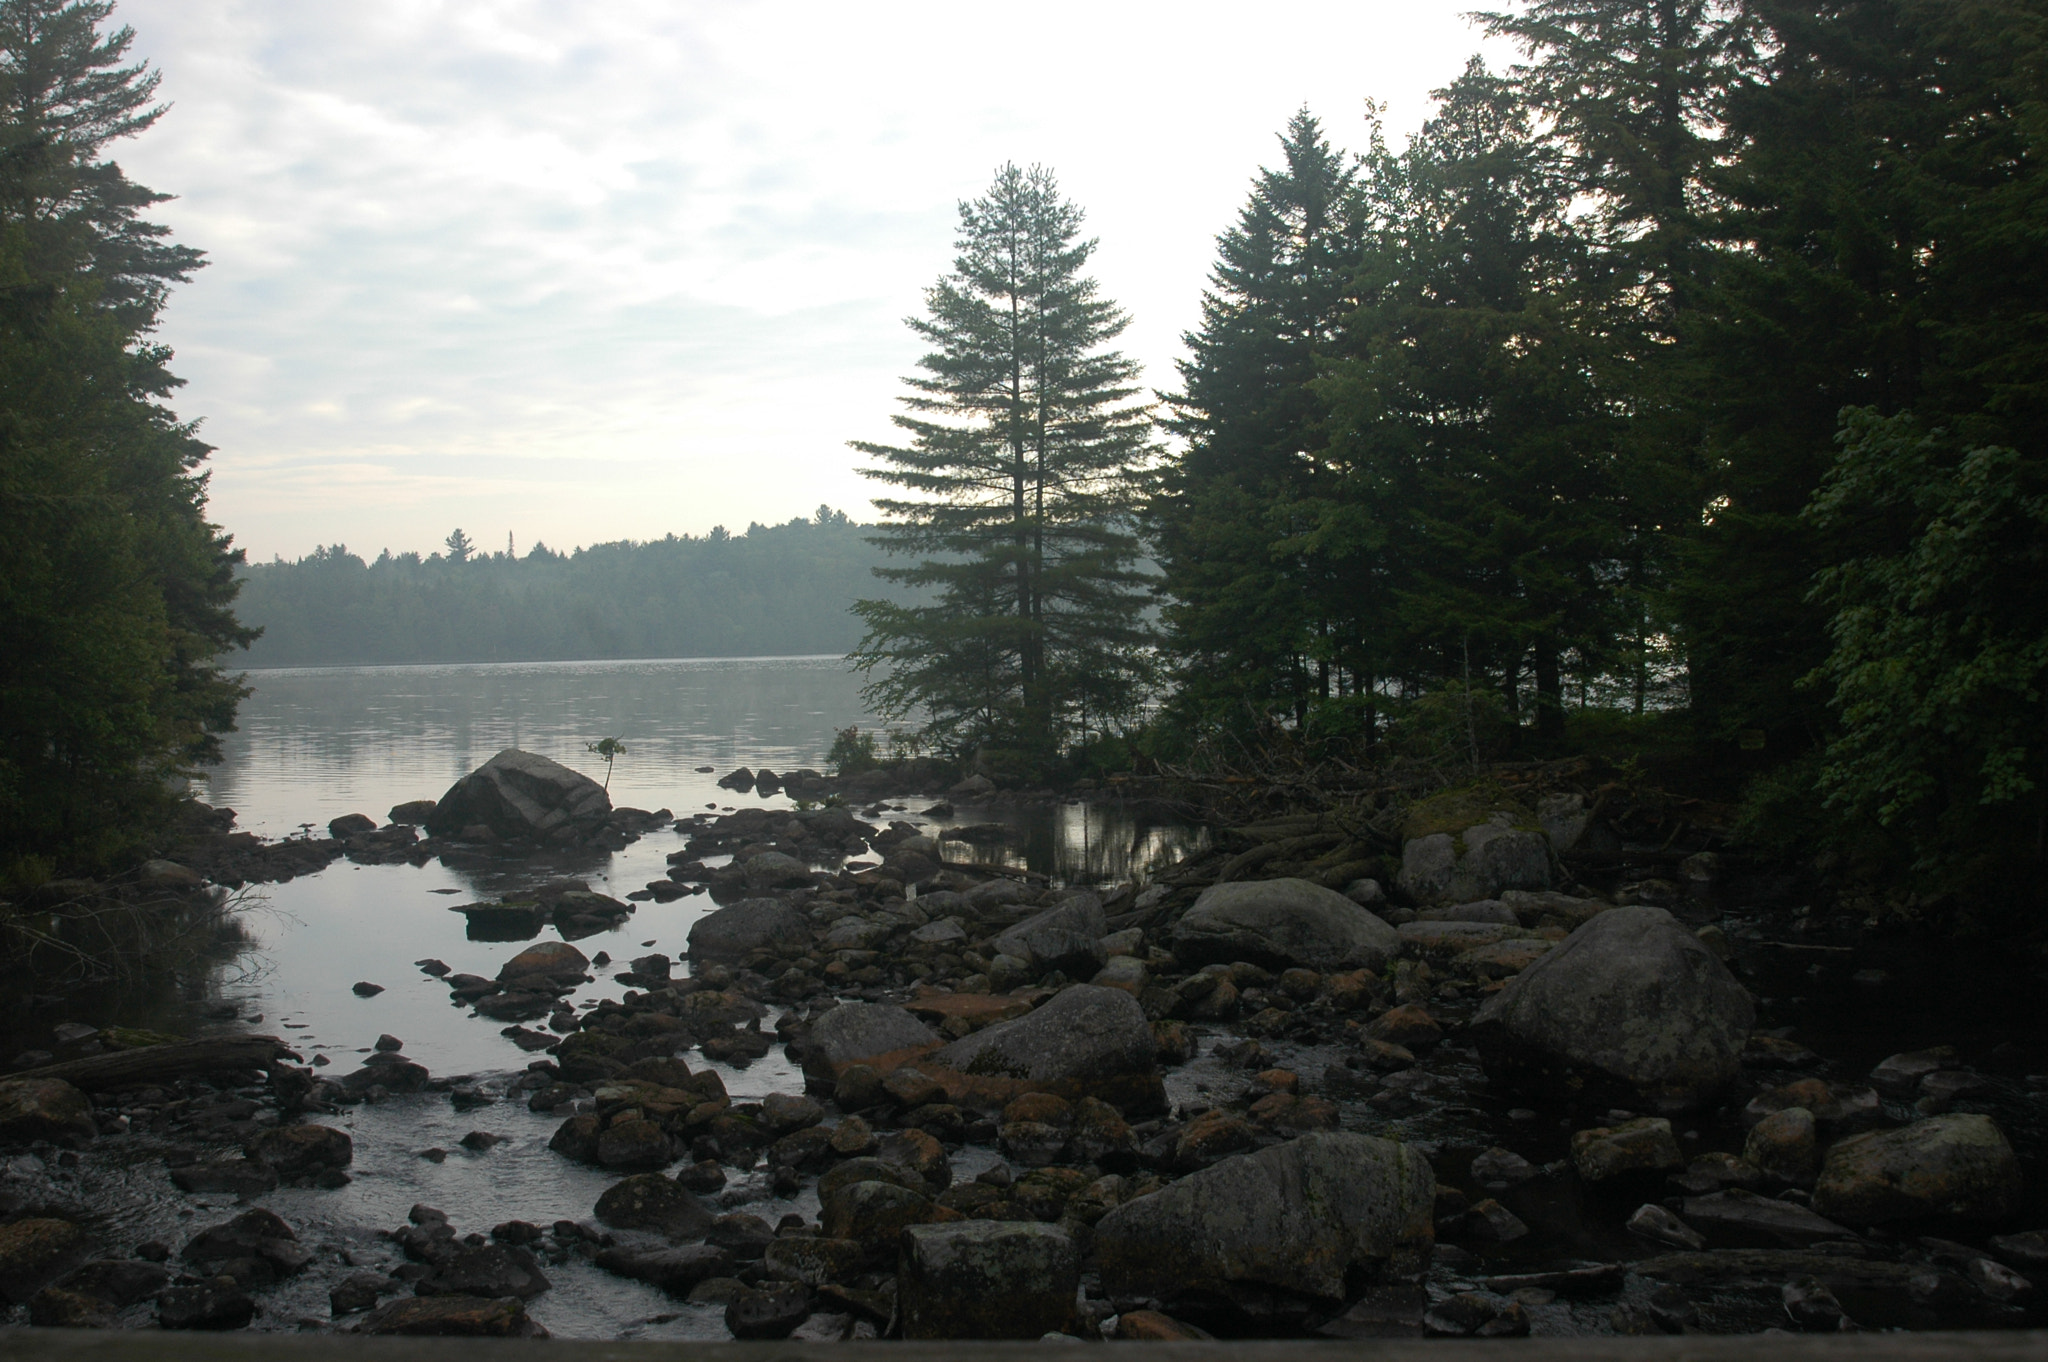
[1532, 637, 1566, 744]
[11, 1036, 292, 1092]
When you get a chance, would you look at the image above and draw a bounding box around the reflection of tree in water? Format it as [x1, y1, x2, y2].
[939, 800, 1208, 887]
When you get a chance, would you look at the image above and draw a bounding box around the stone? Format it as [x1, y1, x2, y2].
[761, 1237, 865, 1287]
[1096, 1132, 1435, 1308]
[157, 1283, 256, 1330]
[1570, 1118, 1683, 1182]
[169, 1157, 279, 1196]
[919, 984, 1163, 1113]
[183, 1208, 311, 1285]
[745, 852, 814, 890]
[1463, 1199, 1529, 1244]
[1116, 1309, 1215, 1340]
[0, 1219, 89, 1304]
[0, 1078, 96, 1147]
[1471, 906, 1754, 1110]
[1868, 1047, 1958, 1098]
[593, 1244, 734, 1295]
[899, 1221, 1080, 1340]
[1745, 1107, 1819, 1185]
[1781, 1276, 1850, 1331]
[51, 1259, 169, 1309]
[330, 1272, 393, 1316]
[726, 1282, 813, 1340]
[417, 1243, 551, 1300]
[1092, 956, 1149, 995]
[1455, 938, 1553, 979]
[30, 1285, 114, 1328]
[1469, 1147, 1537, 1186]
[819, 1180, 946, 1261]
[498, 940, 588, 984]
[1363, 1004, 1442, 1050]
[593, 1173, 715, 1240]
[597, 1119, 672, 1171]
[706, 1213, 777, 1261]
[1537, 793, 1590, 853]
[1627, 1204, 1706, 1251]
[1742, 1079, 1881, 1136]
[1679, 1190, 1853, 1247]
[1990, 1231, 2048, 1269]
[1812, 1113, 2022, 1225]
[995, 894, 1109, 978]
[248, 1123, 353, 1176]
[1172, 878, 1398, 972]
[424, 747, 611, 842]
[1397, 816, 1551, 906]
[688, 898, 813, 960]
[359, 1294, 541, 1336]
[389, 799, 439, 824]
[1418, 899, 1519, 924]
[817, 1157, 929, 1202]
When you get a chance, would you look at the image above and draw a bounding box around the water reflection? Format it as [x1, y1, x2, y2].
[930, 799, 1209, 886]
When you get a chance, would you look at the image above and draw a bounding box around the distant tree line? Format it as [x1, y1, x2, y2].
[235, 510, 921, 667]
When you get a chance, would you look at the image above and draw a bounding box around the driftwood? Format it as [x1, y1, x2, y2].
[8, 1035, 293, 1092]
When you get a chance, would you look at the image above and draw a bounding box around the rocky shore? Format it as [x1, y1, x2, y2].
[2, 749, 2044, 1339]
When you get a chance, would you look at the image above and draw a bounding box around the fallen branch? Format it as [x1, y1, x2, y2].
[9, 1036, 294, 1092]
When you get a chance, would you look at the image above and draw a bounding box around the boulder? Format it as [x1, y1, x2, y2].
[1397, 815, 1551, 906]
[745, 852, 814, 890]
[594, 1244, 734, 1295]
[157, 1282, 256, 1330]
[919, 985, 1163, 1113]
[417, 1243, 551, 1301]
[1417, 899, 1518, 925]
[248, 1124, 353, 1176]
[424, 747, 611, 842]
[1745, 1108, 1819, 1185]
[1812, 1114, 2022, 1225]
[0, 1219, 89, 1304]
[1471, 906, 1754, 1110]
[994, 894, 1108, 978]
[796, 1004, 942, 1084]
[899, 1221, 1080, 1339]
[1171, 879, 1398, 972]
[1096, 1132, 1434, 1311]
[0, 1078, 95, 1147]
[594, 1174, 715, 1240]
[1679, 1190, 1852, 1247]
[597, 1119, 673, 1171]
[389, 799, 439, 824]
[687, 898, 812, 961]
[183, 1209, 310, 1286]
[1570, 1118, 1682, 1183]
[819, 1180, 947, 1263]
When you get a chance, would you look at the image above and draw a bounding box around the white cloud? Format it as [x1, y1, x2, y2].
[114, 0, 1508, 559]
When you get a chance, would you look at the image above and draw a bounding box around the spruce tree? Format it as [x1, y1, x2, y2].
[851, 164, 1155, 763]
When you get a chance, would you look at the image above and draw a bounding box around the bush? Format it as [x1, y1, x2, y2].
[828, 725, 881, 777]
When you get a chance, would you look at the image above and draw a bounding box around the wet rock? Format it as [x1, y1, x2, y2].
[0, 1078, 96, 1147]
[761, 1092, 825, 1134]
[352, 981, 385, 996]
[1172, 878, 1398, 972]
[762, 1237, 865, 1287]
[726, 1282, 813, 1340]
[995, 894, 1109, 978]
[168, 1156, 279, 1196]
[248, 1123, 353, 1177]
[919, 984, 1163, 1113]
[390, 799, 438, 824]
[425, 746, 611, 842]
[1812, 1113, 2022, 1225]
[1782, 1276, 1851, 1331]
[1745, 1107, 1819, 1185]
[595, 1243, 734, 1295]
[183, 1208, 310, 1286]
[899, 1221, 1080, 1340]
[1869, 1046, 1959, 1097]
[688, 898, 813, 961]
[29, 1285, 114, 1328]
[498, 940, 589, 985]
[1990, 1231, 2048, 1269]
[745, 852, 814, 890]
[1628, 1203, 1706, 1250]
[1570, 1117, 1682, 1183]
[1471, 905, 1754, 1111]
[1418, 899, 1519, 924]
[0, 1219, 90, 1303]
[820, 1181, 950, 1263]
[417, 1242, 551, 1300]
[1743, 1079, 1881, 1137]
[1363, 1004, 1442, 1050]
[1462, 1198, 1529, 1244]
[1096, 1132, 1434, 1311]
[706, 1213, 777, 1262]
[331, 1272, 395, 1316]
[1679, 1189, 1852, 1247]
[594, 1173, 715, 1240]
[597, 1119, 673, 1171]
[1424, 1292, 1530, 1337]
[157, 1282, 256, 1330]
[1969, 1256, 2033, 1301]
[359, 1294, 543, 1336]
[549, 1114, 602, 1164]
[818, 1156, 929, 1201]
[52, 1258, 169, 1309]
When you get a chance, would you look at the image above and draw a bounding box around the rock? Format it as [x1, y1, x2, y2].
[248, 1123, 353, 1176]
[1782, 1276, 1850, 1331]
[169, 1157, 279, 1196]
[1172, 878, 1398, 972]
[949, 774, 997, 798]
[1397, 815, 1551, 906]
[1469, 1147, 1537, 1186]
[594, 1173, 715, 1240]
[762, 1237, 866, 1288]
[726, 1282, 813, 1340]
[498, 940, 589, 984]
[595, 1244, 735, 1295]
[706, 1213, 777, 1262]
[687, 898, 813, 960]
[1363, 1004, 1441, 1050]
[389, 799, 439, 824]
[352, 980, 385, 997]
[329, 813, 378, 839]
[919, 984, 1163, 1113]
[597, 1119, 672, 1171]
[1096, 1132, 1434, 1310]
[1418, 899, 1519, 924]
[1745, 1108, 1819, 1185]
[899, 1221, 1080, 1339]
[0, 1219, 89, 1304]
[1990, 1231, 2048, 1269]
[330, 1272, 394, 1316]
[1570, 1118, 1683, 1183]
[1463, 1199, 1529, 1244]
[818, 1157, 930, 1202]
[1811, 1113, 2022, 1225]
[1471, 906, 1754, 1110]
[418, 1243, 551, 1300]
[359, 1294, 542, 1336]
[137, 858, 206, 891]
[797, 1003, 942, 1083]
[995, 894, 1108, 977]
[0, 1078, 96, 1146]
[1742, 1079, 1881, 1136]
[745, 852, 814, 890]
[30, 1285, 114, 1328]
[820, 1181, 947, 1262]
[1868, 1046, 1959, 1098]
[761, 1092, 825, 1134]
[1970, 1256, 2033, 1301]
[375, 1033, 404, 1050]
[157, 1282, 256, 1330]
[1117, 1309, 1215, 1340]
[1092, 956, 1149, 995]
[51, 1259, 169, 1309]
[1680, 1190, 1853, 1247]
[424, 747, 612, 842]
[183, 1209, 311, 1286]
[1537, 793, 1590, 852]
[1627, 1204, 1706, 1251]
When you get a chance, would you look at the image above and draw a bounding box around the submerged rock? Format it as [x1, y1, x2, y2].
[1471, 906, 1753, 1111]
[1171, 878, 1398, 972]
[424, 747, 611, 843]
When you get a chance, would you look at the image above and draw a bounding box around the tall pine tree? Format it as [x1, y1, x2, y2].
[851, 164, 1155, 764]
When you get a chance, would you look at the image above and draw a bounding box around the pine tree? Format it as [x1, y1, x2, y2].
[851, 164, 1155, 763]
[1152, 111, 1371, 734]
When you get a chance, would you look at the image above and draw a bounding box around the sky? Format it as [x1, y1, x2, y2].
[115, 1, 1514, 562]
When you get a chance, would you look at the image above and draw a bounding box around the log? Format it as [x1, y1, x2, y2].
[7, 1035, 293, 1092]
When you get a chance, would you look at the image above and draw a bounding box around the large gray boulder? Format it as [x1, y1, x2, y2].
[424, 748, 611, 842]
[920, 984, 1162, 1113]
[1095, 1133, 1434, 1317]
[1472, 906, 1753, 1111]
[1397, 815, 1550, 906]
[994, 893, 1107, 977]
[1812, 1114, 2022, 1225]
[1171, 878, 1398, 972]
[794, 1003, 941, 1083]
[686, 899, 812, 960]
[898, 1222, 1079, 1340]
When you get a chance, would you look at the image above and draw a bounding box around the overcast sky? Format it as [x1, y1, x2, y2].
[115, 1, 1511, 562]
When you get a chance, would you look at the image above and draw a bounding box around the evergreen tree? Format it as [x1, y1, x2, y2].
[851, 164, 1155, 762]
[0, 0, 250, 877]
[1152, 111, 1371, 733]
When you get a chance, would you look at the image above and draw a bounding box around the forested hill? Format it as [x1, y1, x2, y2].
[234, 513, 912, 667]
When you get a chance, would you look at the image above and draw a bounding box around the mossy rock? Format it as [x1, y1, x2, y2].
[98, 1027, 183, 1051]
[1399, 783, 1538, 845]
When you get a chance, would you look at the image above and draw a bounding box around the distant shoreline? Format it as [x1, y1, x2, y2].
[233, 652, 852, 676]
